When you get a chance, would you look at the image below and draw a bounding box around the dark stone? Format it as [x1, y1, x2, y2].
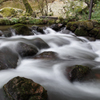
[0, 30, 3, 36]
[68, 65, 91, 82]
[34, 51, 58, 59]
[3, 76, 48, 100]
[31, 38, 49, 49]
[31, 26, 45, 34]
[50, 24, 65, 31]
[3, 29, 12, 37]
[16, 42, 38, 57]
[13, 24, 33, 36]
[0, 47, 18, 70]
[89, 28, 99, 38]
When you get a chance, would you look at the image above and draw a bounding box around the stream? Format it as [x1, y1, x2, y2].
[0, 27, 100, 100]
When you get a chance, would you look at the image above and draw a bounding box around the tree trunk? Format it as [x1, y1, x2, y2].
[88, 0, 93, 19]
[22, 0, 33, 15]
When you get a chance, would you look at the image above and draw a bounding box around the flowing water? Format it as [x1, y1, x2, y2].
[0, 27, 100, 100]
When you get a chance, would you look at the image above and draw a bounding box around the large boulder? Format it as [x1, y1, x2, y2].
[0, 7, 23, 18]
[31, 38, 49, 49]
[3, 76, 48, 100]
[0, 47, 18, 70]
[89, 28, 99, 38]
[16, 42, 38, 57]
[68, 65, 91, 82]
[13, 24, 33, 35]
[74, 27, 88, 36]
[47, 0, 87, 18]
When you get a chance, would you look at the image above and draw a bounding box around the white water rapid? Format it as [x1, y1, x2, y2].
[0, 27, 100, 100]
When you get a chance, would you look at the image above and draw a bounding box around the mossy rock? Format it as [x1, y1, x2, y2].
[78, 20, 93, 31]
[13, 24, 32, 35]
[3, 76, 48, 100]
[70, 65, 91, 81]
[67, 22, 79, 29]
[75, 27, 88, 36]
[66, 21, 79, 32]
[0, 7, 16, 17]
[89, 28, 100, 39]
[70, 26, 77, 32]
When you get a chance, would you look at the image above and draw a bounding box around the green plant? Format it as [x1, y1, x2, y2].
[0, 18, 11, 25]
[91, 1, 100, 20]
[11, 18, 19, 24]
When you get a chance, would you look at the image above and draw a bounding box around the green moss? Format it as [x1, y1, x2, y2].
[89, 28, 99, 38]
[75, 27, 88, 36]
[0, 7, 16, 17]
[67, 22, 79, 30]
[70, 26, 77, 32]
[13, 24, 32, 35]
[79, 20, 93, 30]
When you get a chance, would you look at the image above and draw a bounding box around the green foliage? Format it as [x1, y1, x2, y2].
[19, 16, 27, 24]
[0, 18, 11, 25]
[92, 1, 100, 21]
[11, 18, 19, 24]
[28, 18, 43, 25]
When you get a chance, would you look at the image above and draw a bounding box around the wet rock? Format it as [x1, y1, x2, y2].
[34, 51, 58, 59]
[16, 42, 38, 57]
[0, 47, 18, 70]
[3, 29, 12, 37]
[79, 20, 93, 31]
[31, 38, 49, 49]
[66, 22, 78, 32]
[3, 76, 48, 100]
[68, 65, 91, 82]
[13, 24, 33, 36]
[50, 24, 65, 31]
[89, 28, 99, 38]
[31, 26, 45, 34]
[0, 30, 3, 36]
[74, 27, 88, 36]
